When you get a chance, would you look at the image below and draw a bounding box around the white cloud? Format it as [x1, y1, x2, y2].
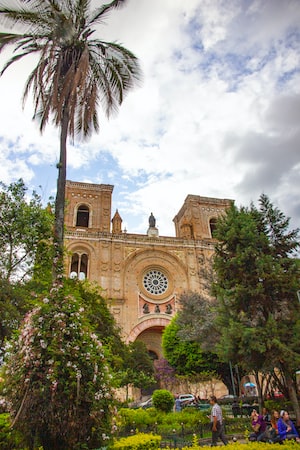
[0, 0, 300, 236]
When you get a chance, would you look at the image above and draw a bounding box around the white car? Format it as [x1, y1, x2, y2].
[178, 394, 195, 403]
[218, 394, 236, 400]
[139, 397, 153, 409]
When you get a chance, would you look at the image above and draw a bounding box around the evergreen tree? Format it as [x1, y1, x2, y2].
[213, 194, 300, 421]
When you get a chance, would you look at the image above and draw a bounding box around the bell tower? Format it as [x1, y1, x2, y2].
[173, 195, 233, 239]
[65, 180, 114, 232]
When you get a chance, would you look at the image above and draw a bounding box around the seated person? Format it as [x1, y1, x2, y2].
[277, 410, 300, 442]
[269, 409, 282, 443]
[249, 409, 267, 441]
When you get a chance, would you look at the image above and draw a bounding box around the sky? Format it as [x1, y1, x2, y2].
[0, 0, 300, 237]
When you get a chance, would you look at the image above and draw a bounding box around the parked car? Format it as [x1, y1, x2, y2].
[218, 394, 236, 400]
[274, 391, 284, 398]
[178, 394, 195, 404]
[139, 397, 153, 409]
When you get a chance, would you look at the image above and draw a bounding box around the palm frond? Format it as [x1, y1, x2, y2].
[0, 44, 39, 75]
[88, 0, 127, 26]
[0, 0, 141, 139]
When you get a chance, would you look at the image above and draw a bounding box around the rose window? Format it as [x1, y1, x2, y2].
[143, 270, 168, 295]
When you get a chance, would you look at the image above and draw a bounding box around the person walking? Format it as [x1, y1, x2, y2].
[209, 395, 228, 446]
[174, 395, 182, 412]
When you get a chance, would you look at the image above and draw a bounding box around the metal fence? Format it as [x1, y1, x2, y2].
[118, 420, 248, 449]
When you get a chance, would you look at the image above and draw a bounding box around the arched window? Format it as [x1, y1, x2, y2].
[209, 217, 218, 237]
[148, 350, 158, 361]
[70, 253, 88, 279]
[76, 205, 89, 227]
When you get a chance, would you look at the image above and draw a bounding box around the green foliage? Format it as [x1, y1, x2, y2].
[212, 194, 300, 417]
[152, 389, 174, 413]
[69, 280, 128, 369]
[213, 195, 300, 377]
[0, 179, 53, 282]
[176, 292, 218, 351]
[0, 413, 25, 449]
[114, 340, 155, 392]
[117, 408, 155, 432]
[2, 281, 114, 450]
[110, 432, 161, 450]
[111, 441, 300, 450]
[163, 316, 206, 374]
[162, 314, 230, 389]
[264, 399, 293, 413]
[0, 279, 31, 361]
[117, 406, 211, 435]
[0, 179, 55, 358]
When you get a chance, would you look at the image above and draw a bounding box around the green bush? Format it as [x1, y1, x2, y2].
[111, 435, 300, 450]
[0, 413, 25, 450]
[117, 408, 155, 432]
[118, 405, 212, 437]
[264, 398, 292, 413]
[110, 432, 161, 449]
[152, 389, 174, 413]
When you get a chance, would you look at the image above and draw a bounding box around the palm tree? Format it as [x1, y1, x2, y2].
[0, 0, 141, 278]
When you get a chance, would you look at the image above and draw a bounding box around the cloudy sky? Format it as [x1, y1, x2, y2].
[0, 0, 300, 236]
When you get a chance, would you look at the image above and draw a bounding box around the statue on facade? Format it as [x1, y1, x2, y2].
[165, 304, 172, 314]
[143, 303, 150, 314]
[149, 212, 156, 228]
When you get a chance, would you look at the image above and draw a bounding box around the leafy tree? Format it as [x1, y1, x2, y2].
[2, 281, 114, 450]
[0, 179, 53, 282]
[0, 179, 53, 359]
[0, 0, 141, 278]
[176, 291, 219, 352]
[115, 341, 155, 399]
[163, 310, 234, 393]
[0, 279, 32, 363]
[163, 316, 209, 375]
[213, 194, 300, 421]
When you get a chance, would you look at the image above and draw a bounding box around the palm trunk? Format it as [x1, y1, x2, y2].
[53, 107, 69, 280]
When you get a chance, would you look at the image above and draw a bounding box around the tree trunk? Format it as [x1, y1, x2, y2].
[53, 107, 69, 280]
[254, 372, 264, 412]
[286, 374, 300, 425]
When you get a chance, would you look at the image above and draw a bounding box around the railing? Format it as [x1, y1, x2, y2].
[116, 421, 247, 448]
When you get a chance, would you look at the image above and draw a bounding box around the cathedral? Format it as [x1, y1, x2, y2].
[64, 180, 232, 359]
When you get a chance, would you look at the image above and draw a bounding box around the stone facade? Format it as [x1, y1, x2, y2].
[64, 180, 232, 359]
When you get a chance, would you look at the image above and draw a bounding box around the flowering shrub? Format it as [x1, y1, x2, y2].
[2, 282, 113, 450]
[111, 437, 300, 450]
[111, 432, 161, 450]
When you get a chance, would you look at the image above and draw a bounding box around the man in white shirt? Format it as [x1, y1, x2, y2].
[209, 395, 228, 446]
